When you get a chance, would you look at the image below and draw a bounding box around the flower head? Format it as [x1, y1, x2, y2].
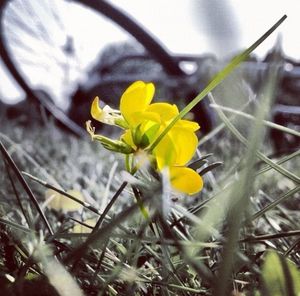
[87, 81, 203, 195]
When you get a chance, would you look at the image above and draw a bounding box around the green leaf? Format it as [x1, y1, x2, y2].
[261, 250, 300, 296]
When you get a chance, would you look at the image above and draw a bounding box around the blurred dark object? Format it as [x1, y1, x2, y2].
[271, 104, 300, 153]
[271, 64, 300, 153]
[263, 48, 299, 154]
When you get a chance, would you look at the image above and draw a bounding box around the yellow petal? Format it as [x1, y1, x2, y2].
[121, 129, 136, 150]
[146, 103, 179, 122]
[168, 127, 198, 165]
[153, 134, 177, 169]
[120, 81, 155, 126]
[130, 111, 160, 127]
[91, 96, 103, 121]
[176, 119, 200, 132]
[170, 166, 203, 195]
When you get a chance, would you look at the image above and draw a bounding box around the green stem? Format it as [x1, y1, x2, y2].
[125, 154, 131, 173]
[148, 15, 287, 152]
[132, 185, 150, 220]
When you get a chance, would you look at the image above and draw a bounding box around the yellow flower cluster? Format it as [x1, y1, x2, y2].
[86, 81, 203, 195]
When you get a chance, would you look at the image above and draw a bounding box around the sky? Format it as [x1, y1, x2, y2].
[0, 0, 299, 106]
[111, 0, 299, 58]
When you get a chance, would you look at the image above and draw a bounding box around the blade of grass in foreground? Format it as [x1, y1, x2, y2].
[148, 15, 287, 152]
[0, 141, 54, 235]
[214, 55, 281, 295]
[210, 104, 300, 138]
[255, 149, 300, 176]
[5, 161, 33, 228]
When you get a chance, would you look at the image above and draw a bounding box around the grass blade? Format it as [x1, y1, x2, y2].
[149, 15, 287, 151]
[4, 160, 33, 228]
[250, 185, 300, 221]
[210, 103, 300, 137]
[0, 141, 54, 235]
[23, 172, 102, 215]
[214, 56, 280, 295]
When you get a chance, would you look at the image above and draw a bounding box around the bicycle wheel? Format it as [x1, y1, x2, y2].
[1, 1, 132, 104]
[0, 0, 189, 136]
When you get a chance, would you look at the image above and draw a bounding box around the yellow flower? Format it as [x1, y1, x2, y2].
[119, 82, 199, 151]
[87, 81, 203, 195]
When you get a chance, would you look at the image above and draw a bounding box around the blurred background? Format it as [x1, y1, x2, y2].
[0, 0, 299, 152]
[0, 0, 298, 105]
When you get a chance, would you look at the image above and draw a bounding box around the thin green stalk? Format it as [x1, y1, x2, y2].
[0, 217, 33, 234]
[241, 229, 300, 242]
[250, 185, 300, 221]
[132, 185, 150, 219]
[210, 104, 300, 137]
[5, 160, 32, 228]
[148, 15, 287, 152]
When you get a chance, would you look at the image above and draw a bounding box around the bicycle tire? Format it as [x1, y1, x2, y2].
[0, 0, 187, 137]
